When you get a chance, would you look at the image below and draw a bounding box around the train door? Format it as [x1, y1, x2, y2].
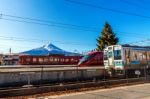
[108, 46, 114, 67]
[104, 50, 109, 69]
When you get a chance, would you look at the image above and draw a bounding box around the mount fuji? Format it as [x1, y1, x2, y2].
[21, 43, 81, 56]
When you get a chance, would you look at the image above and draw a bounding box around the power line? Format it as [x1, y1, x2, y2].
[123, 38, 150, 45]
[0, 13, 149, 37]
[0, 36, 150, 53]
[0, 38, 149, 52]
[2, 14, 99, 30]
[119, 0, 149, 10]
[1, 17, 98, 32]
[0, 34, 148, 46]
[137, 0, 150, 4]
[1, 15, 150, 38]
[0, 13, 149, 46]
[0, 37, 150, 48]
[66, 0, 150, 19]
[0, 14, 100, 32]
[0, 36, 93, 46]
[0, 38, 150, 49]
[2, 17, 149, 37]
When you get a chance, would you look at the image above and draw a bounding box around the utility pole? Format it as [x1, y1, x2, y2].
[9, 48, 11, 54]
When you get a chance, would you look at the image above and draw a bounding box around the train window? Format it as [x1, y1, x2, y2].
[44, 58, 49, 62]
[126, 50, 130, 58]
[108, 47, 112, 50]
[75, 59, 78, 62]
[104, 52, 108, 60]
[49, 57, 53, 62]
[71, 58, 74, 61]
[108, 51, 113, 58]
[114, 50, 121, 60]
[39, 58, 43, 63]
[81, 55, 90, 61]
[65, 59, 69, 62]
[33, 58, 37, 62]
[26, 58, 30, 62]
[134, 53, 138, 60]
[61, 59, 64, 62]
[54, 58, 58, 62]
[142, 55, 145, 60]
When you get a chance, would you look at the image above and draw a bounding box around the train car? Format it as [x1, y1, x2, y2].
[104, 45, 150, 77]
[78, 51, 103, 66]
[19, 55, 82, 65]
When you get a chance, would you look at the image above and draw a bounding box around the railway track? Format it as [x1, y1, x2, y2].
[0, 77, 147, 98]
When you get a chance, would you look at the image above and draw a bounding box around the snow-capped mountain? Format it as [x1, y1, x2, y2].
[21, 43, 81, 56]
[43, 43, 64, 51]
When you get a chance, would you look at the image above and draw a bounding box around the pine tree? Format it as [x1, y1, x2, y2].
[96, 22, 119, 51]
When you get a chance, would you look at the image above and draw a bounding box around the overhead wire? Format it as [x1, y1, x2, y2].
[0, 13, 149, 45]
[2, 17, 149, 39]
[0, 2, 149, 49]
[0, 13, 99, 32]
[0, 13, 149, 37]
[0, 35, 150, 49]
[122, 38, 150, 46]
[2, 14, 99, 30]
[0, 36, 150, 54]
[119, 0, 149, 10]
[2, 18, 98, 32]
[65, 0, 150, 19]
[0, 13, 150, 37]
[1, 17, 149, 38]
[0, 35, 148, 46]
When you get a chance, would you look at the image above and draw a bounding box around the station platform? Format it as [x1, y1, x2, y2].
[0, 65, 104, 73]
[42, 83, 150, 99]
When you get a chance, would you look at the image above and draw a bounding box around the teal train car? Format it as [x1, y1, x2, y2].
[104, 45, 150, 77]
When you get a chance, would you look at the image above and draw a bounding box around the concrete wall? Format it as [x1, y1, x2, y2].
[0, 69, 104, 87]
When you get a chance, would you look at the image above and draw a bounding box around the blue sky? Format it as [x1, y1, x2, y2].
[0, 0, 150, 53]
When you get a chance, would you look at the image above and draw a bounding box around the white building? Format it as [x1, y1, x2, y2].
[1, 54, 19, 65]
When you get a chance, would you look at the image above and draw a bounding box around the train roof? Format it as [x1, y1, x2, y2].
[122, 44, 150, 49]
[122, 44, 150, 51]
[87, 51, 103, 55]
[104, 45, 150, 51]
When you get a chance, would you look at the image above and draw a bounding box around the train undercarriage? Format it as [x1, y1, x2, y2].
[106, 67, 150, 78]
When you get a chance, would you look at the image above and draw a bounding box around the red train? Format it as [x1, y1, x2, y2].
[19, 51, 104, 66]
[19, 55, 82, 65]
[78, 51, 104, 66]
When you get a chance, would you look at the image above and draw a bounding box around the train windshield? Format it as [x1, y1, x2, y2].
[114, 50, 121, 60]
[108, 51, 113, 58]
[79, 55, 90, 63]
[104, 52, 108, 60]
